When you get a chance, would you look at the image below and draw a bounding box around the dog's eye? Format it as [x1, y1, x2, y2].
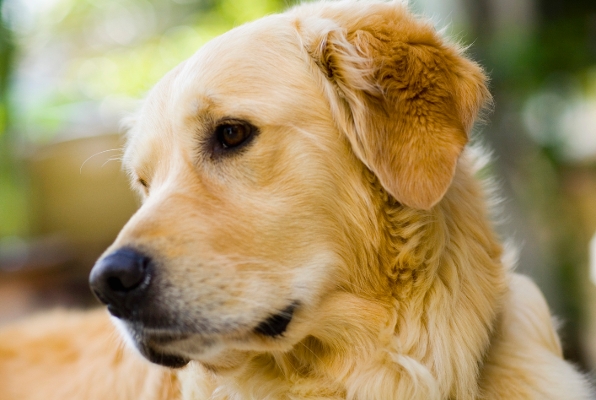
[136, 178, 150, 195]
[215, 122, 254, 150]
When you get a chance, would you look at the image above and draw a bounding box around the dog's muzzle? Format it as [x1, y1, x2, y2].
[90, 248, 300, 369]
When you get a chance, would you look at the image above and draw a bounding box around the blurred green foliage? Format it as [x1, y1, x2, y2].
[0, 0, 11, 129]
[0, 0, 25, 238]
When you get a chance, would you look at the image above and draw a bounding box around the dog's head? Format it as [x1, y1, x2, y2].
[89, 1, 488, 370]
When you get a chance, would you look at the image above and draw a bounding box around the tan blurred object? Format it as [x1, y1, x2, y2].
[28, 133, 138, 260]
[0, 133, 138, 323]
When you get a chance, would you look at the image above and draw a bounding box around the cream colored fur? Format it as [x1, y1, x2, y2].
[0, 1, 592, 399]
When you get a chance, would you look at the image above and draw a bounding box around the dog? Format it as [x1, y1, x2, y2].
[0, 1, 592, 399]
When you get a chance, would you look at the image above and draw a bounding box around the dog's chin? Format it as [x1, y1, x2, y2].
[112, 323, 192, 368]
[139, 342, 191, 369]
[140, 334, 252, 373]
[126, 329, 222, 369]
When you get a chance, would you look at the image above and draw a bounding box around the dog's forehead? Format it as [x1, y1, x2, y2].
[137, 16, 304, 124]
[184, 16, 301, 89]
[158, 14, 309, 121]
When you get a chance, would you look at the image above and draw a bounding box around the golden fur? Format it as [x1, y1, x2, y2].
[0, 1, 592, 399]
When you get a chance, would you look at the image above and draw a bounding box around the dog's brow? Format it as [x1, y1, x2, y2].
[193, 95, 213, 115]
[182, 94, 215, 122]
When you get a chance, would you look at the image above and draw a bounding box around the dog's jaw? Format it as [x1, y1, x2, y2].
[114, 317, 221, 369]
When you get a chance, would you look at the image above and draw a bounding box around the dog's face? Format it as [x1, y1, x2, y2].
[89, 2, 489, 370]
[90, 15, 367, 369]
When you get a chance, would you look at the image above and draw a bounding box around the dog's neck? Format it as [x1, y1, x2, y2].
[182, 153, 508, 400]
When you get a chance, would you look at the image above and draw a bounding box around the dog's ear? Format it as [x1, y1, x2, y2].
[304, 6, 490, 209]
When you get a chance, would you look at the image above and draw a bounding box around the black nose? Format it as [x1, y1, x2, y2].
[89, 248, 152, 318]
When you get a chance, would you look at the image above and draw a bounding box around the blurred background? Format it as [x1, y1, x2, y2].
[0, 0, 594, 375]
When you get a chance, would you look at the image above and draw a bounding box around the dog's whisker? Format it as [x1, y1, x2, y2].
[79, 148, 123, 174]
[100, 156, 123, 169]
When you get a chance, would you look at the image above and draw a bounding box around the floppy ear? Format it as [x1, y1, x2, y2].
[305, 6, 490, 209]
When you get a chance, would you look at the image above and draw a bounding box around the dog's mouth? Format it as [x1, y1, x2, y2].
[127, 302, 299, 369]
[253, 302, 297, 338]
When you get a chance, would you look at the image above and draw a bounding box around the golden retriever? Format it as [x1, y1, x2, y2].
[0, 1, 592, 399]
